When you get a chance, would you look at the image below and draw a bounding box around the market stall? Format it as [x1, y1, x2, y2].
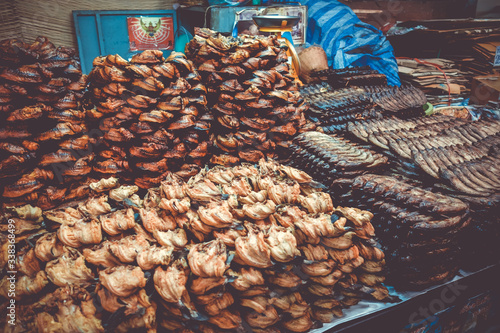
[0, 0, 499, 332]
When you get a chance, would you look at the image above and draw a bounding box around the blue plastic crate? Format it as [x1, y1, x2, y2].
[73, 10, 177, 74]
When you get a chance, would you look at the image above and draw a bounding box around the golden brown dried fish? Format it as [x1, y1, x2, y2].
[188, 239, 227, 278]
[100, 265, 146, 297]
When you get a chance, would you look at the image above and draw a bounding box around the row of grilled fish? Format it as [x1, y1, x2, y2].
[330, 174, 469, 288]
[311, 67, 388, 89]
[365, 85, 427, 116]
[331, 111, 500, 273]
[302, 85, 378, 134]
[299, 72, 497, 285]
[346, 115, 500, 200]
[0, 159, 394, 333]
[301, 82, 428, 134]
[284, 132, 388, 186]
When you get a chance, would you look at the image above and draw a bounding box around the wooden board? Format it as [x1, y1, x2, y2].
[0, 1, 22, 41]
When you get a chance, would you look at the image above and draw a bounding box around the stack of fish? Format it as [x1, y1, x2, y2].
[331, 174, 470, 288]
[87, 50, 211, 188]
[301, 83, 427, 134]
[366, 85, 427, 118]
[345, 114, 500, 269]
[345, 115, 500, 204]
[346, 115, 465, 153]
[0, 159, 394, 332]
[283, 131, 388, 188]
[311, 67, 387, 88]
[185, 28, 314, 165]
[298, 205, 394, 325]
[301, 85, 380, 133]
[0, 36, 91, 210]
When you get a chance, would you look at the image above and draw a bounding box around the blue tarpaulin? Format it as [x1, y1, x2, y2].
[302, 0, 401, 86]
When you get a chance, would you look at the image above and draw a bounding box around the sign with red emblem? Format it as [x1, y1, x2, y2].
[127, 16, 174, 51]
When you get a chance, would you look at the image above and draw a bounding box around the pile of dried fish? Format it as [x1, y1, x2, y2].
[301, 85, 380, 133]
[331, 174, 470, 288]
[346, 115, 500, 203]
[283, 131, 388, 187]
[297, 204, 395, 326]
[301, 83, 427, 133]
[345, 114, 500, 269]
[87, 50, 211, 188]
[346, 114, 464, 151]
[0, 36, 91, 210]
[185, 28, 314, 165]
[365, 85, 427, 117]
[0, 159, 395, 332]
[311, 67, 387, 88]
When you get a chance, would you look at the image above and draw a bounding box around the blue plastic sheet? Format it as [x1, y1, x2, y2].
[301, 0, 401, 86]
[208, 0, 250, 6]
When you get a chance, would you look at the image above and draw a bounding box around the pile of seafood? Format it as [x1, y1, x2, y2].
[346, 115, 463, 155]
[283, 131, 388, 187]
[301, 82, 427, 134]
[0, 36, 91, 210]
[346, 115, 500, 204]
[300, 84, 379, 133]
[0, 159, 395, 332]
[87, 50, 211, 188]
[185, 28, 314, 165]
[331, 174, 470, 288]
[311, 67, 387, 89]
[345, 114, 500, 269]
[366, 85, 427, 118]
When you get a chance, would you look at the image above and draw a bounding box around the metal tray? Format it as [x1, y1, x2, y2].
[309, 265, 499, 332]
[252, 15, 300, 29]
